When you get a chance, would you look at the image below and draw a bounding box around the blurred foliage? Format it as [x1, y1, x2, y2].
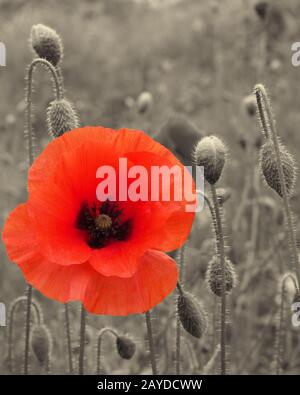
[1, 0, 300, 375]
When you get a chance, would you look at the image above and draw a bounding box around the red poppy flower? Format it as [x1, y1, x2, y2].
[2, 126, 195, 315]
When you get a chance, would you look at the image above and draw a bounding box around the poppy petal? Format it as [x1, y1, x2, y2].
[2, 203, 39, 264]
[19, 255, 93, 303]
[84, 249, 178, 316]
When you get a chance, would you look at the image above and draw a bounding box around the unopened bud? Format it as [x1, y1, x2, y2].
[206, 256, 237, 297]
[31, 325, 52, 366]
[194, 136, 227, 185]
[47, 98, 79, 138]
[30, 24, 63, 66]
[260, 141, 296, 198]
[116, 336, 136, 359]
[177, 292, 207, 339]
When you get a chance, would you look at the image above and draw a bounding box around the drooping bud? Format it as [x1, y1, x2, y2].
[137, 91, 153, 114]
[116, 336, 136, 359]
[206, 256, 237, 297]
[216, 187, 231, 205]
[177, 292, 207, 339]
[47, 98, 79, 138]
[194, 136, 227, 185]
[30, 24, 63, 66]
[242, 94, 257, 117]
[255, 1, 268, 20]
[31, 325, 52, 367]
[260, 141, 296, 198]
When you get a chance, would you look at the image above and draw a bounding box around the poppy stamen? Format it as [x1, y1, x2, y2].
[95, 214, 112, 232]
[76, 201, 132, 249]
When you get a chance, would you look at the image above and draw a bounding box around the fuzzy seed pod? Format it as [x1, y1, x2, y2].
[260, 141, 296, 198]
[116, 336, 136, 359]
[194, 136, 227, 185]
[30, 24, 63, 66]
[216, 187, 231, 205]
[243, 94, 257, 117]
[255, 1, 268, 20]
[137, 91, 153, 114]
[31, 325, 52, 366]
[47, 98, 79, 138]
[177, 292, 207, 339]
[206, 256, 237, 297]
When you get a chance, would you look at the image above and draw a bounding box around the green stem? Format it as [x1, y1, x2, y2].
[211, 184, 227, 375]
[255, 84, 300, 287]
[78, 305, 86, 375]
[145, 310, 158, 375]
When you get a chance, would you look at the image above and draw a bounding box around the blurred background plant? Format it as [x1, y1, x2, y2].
[1, 0, 300, 374]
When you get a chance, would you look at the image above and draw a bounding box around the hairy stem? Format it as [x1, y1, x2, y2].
[64, 304, 73, 375]
[78, 305, 86, 375]
[255, 84, 300, 286]
[275, 273, 299, 375]
[175, 245, 186, 375]
[211, 184, 227, 375]
[23, 58, 62, 375]
[96, 328, 118, 374]
[8, 297, 40, 374]
[26, 58, 62, 164]
[145, 310, 158, 375]
[23, 285, 33, 375]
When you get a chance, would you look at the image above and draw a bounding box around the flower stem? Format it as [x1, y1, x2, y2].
[23, 285, 33, 375]
[23, 58, 62, 375]
[96, 328, 118, 374]
[26, 58, 62, 165]
[8, 296, 40, 373]
[211, 184, 227, 375]
[78, 305, 86, 375]
[255, 84, 300, 286]
[275, 273, 298, 375]
[64, 304, 74, 375]
[175, 246, 186, 375]
[145, 310, 158, 375]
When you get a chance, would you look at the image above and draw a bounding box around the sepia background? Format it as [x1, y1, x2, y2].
[1, 0, 300, 375]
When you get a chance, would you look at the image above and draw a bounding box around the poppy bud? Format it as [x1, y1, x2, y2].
[260, 141, 296, 198]
[206, 256, 237, 297]
[31, 325, 52, 366]
[255, 1, 268, 20]
[116, 336, 136, 359]
[137, 91, 153, 114]
[243, 94, 256, 117]
[216, 187, 231, 205]
[30, 24, 63, 66]
[47, 98, 79, 138]
[194, 136, 227, 185]
[177, 292, 207, 339]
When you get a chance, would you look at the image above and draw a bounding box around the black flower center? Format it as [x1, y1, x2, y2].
[76, 200, 132, 249]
